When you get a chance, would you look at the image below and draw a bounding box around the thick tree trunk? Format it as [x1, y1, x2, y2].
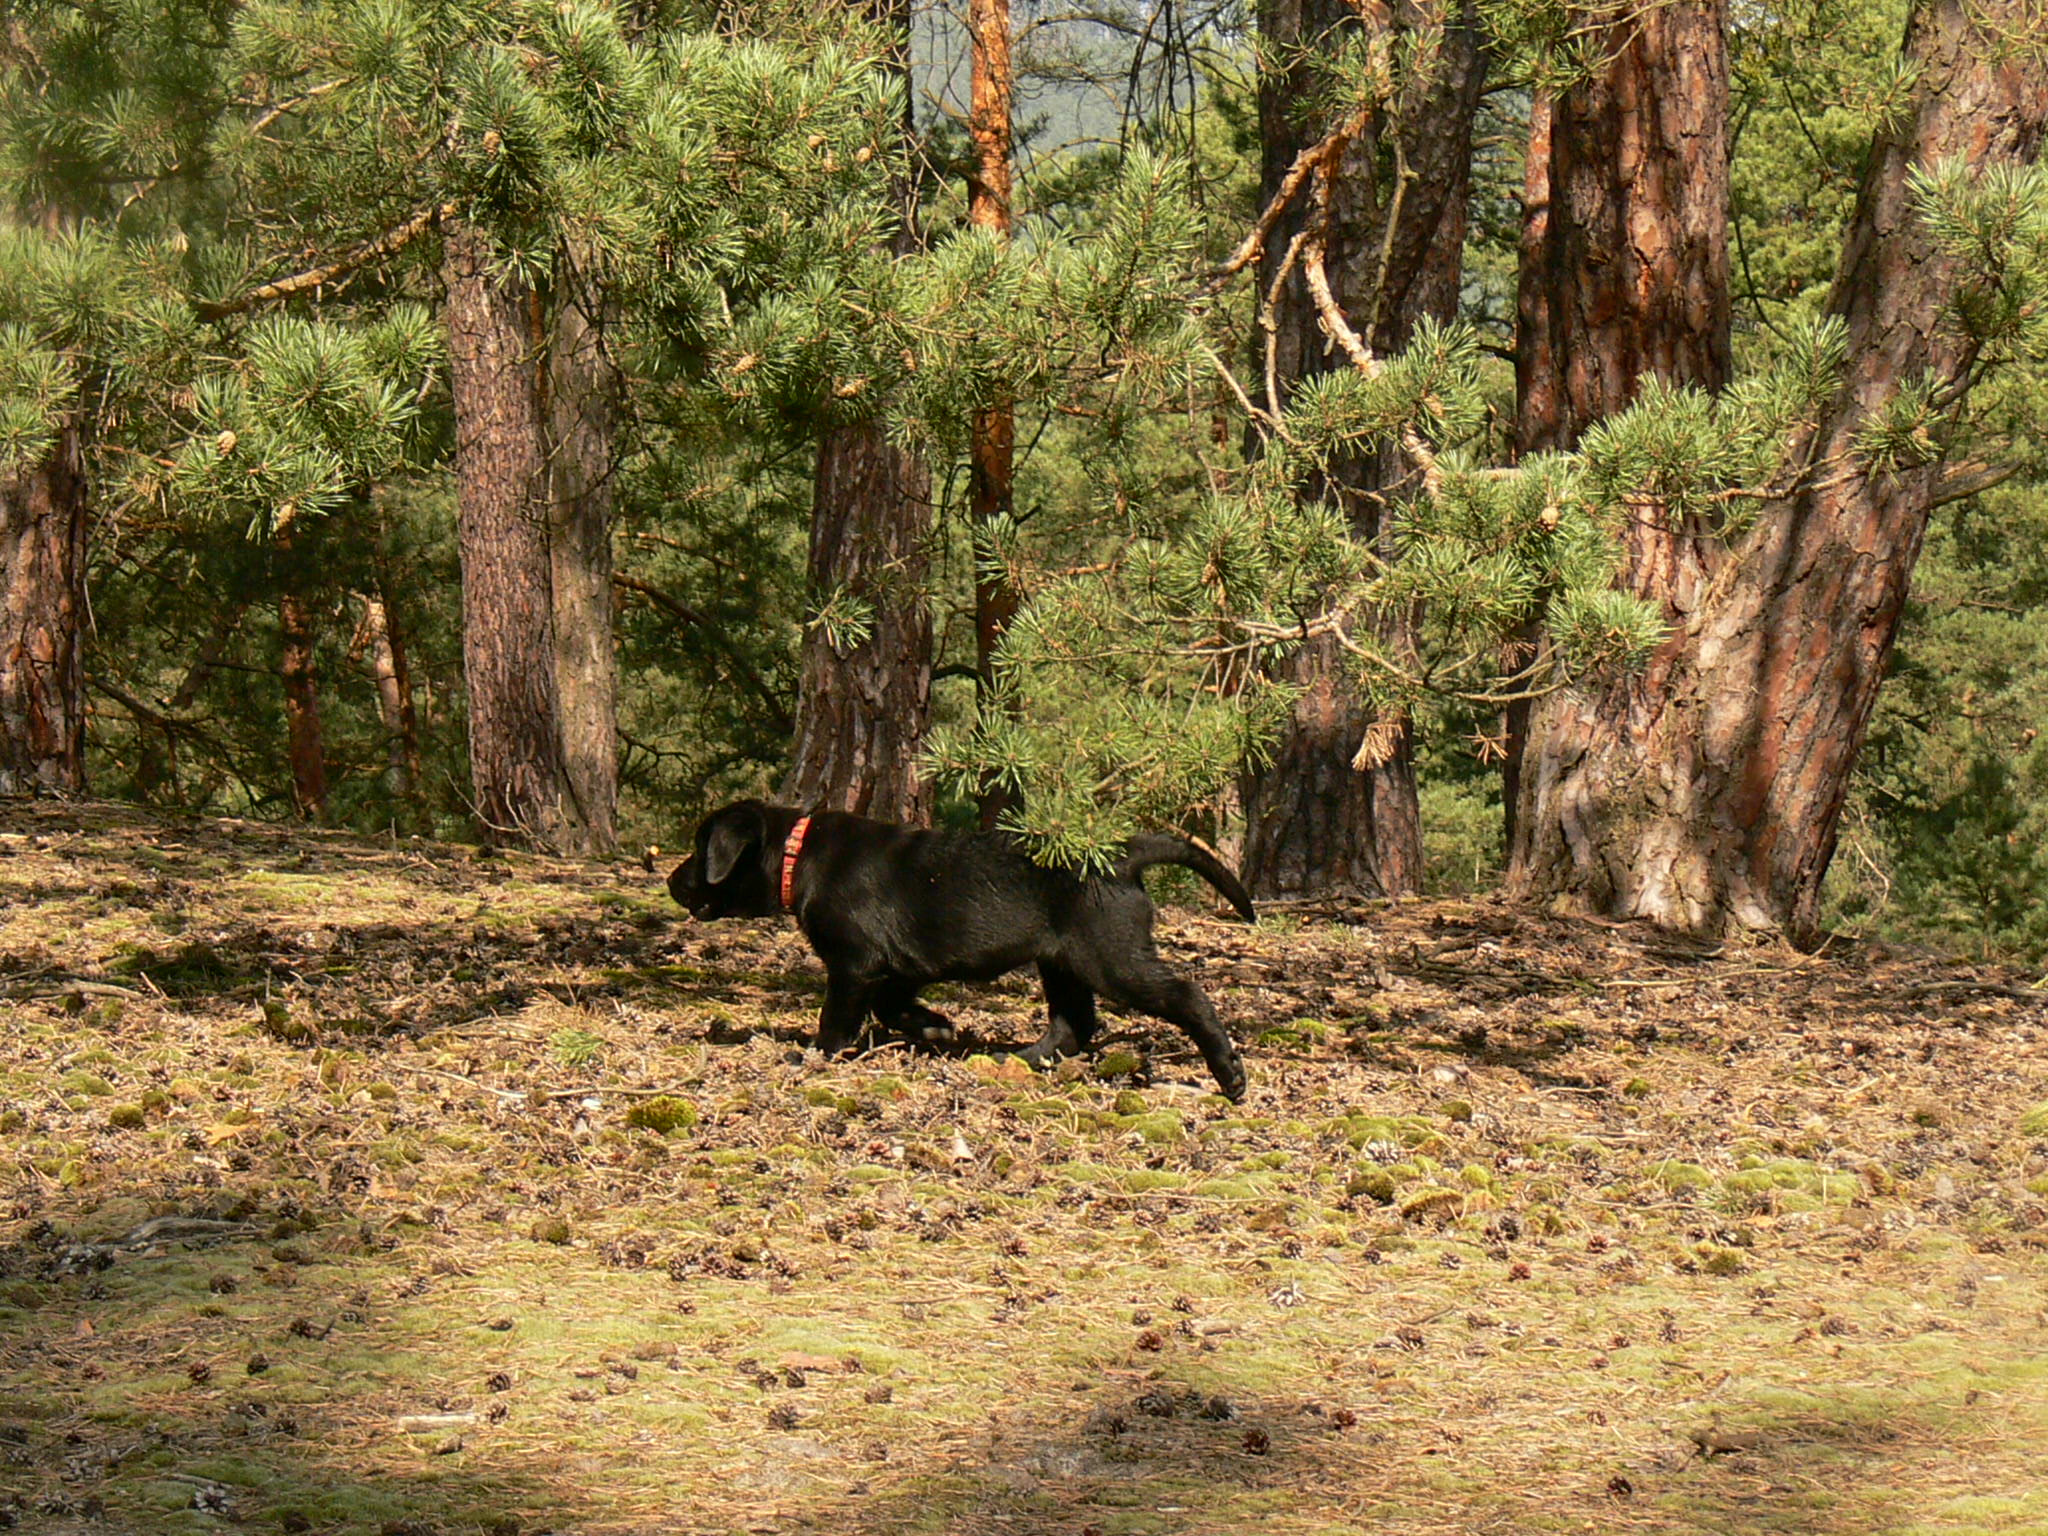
[784, 0, 934, 826]
[443, 223, 573, 849]
[967, 0, 1018, 828]
[783, 420, 934, 822]
[274, 526, 328, 820]
[1239, 0, 1486, 899]
[1245, 630, 1424, 897]
[1513, 0, 1733, 456]
[544, 271, 620, 856]
[1502, 0, 1733, 844]
[0, 424, 87, 795]
[1509, 0, 2048, 941]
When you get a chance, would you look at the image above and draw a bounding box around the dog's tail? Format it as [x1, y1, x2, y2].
[1117, 834, 1257, 923]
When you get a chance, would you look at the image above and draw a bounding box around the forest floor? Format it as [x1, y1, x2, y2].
[3, 799, 2047, 1536]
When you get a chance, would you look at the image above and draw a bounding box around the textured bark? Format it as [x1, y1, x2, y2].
[1509, 0, 2048, 940]
[544, 274, 621, 856]
[1246, 630, 1424, 899]
[783, 420, 934, 822]
[1503, 0, 1734, 848]
[274, 527, 328, 821]
[443, 223, 573, 849]
[1513, 0, 1733, 455]
[968, 0, 1018, 828]
[0, 424, 87, 795]
[784, 0, 934, 825]
[1239, 0, 1487, 899]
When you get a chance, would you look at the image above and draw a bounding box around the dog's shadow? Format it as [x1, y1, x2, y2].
[697, 994, 1199, 1087]
[648, 921, 1215, 1081]
[703, 1009, 1030, 1063]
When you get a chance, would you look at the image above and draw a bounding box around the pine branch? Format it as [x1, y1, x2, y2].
[1927, 459, 2018, 509]
[1196, 340, 1290, 443]
[122, 81, 355, 216]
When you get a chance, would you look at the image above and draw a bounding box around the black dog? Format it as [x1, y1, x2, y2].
[667, 800, 1255, 1100]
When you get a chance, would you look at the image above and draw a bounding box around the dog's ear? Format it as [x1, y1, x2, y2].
[702, 803, 766, 886]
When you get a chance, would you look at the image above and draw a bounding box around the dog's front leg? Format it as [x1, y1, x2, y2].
[814, 972, 876, 1056]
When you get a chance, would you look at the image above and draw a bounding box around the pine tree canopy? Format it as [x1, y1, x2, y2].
[0, 0, 2044, 954]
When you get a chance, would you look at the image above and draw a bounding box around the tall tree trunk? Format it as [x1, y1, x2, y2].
[443, 222, 573, 849]
[784, 0, 934, 825]
[1499, 91, 1555, 849]
[544, 265, 621, 856]
[0, 423, 87, 795]
[783, 421, 934, 822]
[1513, 1, 1733, 455]
[1508, 0, 2048, 941]
[274, 525, 328, 820]
[1502, 0, 1733, 845]
[967, 0, 1018, 829]
[1239, 0, 1487, 899]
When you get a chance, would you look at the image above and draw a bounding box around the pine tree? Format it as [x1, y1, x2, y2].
[198, 0, 906, 847]
[966, 0, 1020, 829]
[1506, 0, 2048, 937]
[0, 401, 86, 794]
[923, 133, 1668, 872]
[1236, 0, 1491, 900]
[782, 0, 937, 825]
[0, 1, 227, 794]
[1500, 0, 1733, 846]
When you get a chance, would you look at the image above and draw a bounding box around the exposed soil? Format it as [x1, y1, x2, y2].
[3, 798, 2047, 1536]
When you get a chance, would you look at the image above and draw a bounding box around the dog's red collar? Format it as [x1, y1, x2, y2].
[780, 816, 812, 910]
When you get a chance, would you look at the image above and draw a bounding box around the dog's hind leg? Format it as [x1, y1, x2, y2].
[1020, 962, 1100, 1067]
[873, 980, 958, 1045]
[815, 972, 878, 1056]
[1091, 957, 1246, 1102]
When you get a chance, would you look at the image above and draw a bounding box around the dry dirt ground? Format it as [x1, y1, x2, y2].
[3, 798, 2048, 1536]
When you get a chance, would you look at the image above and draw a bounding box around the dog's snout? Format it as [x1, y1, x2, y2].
[667, 859, 698, 909]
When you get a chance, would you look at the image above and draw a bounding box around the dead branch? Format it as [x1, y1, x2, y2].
[1204, 108, 1367, 295]
[196, 201, 458, 320]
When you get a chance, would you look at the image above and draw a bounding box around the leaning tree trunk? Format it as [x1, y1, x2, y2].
[1239, 0, 1487, 900]
[358, 588, 415, 803]
[1501, 0, 1733, 843]
[784, 0, 934, 825]
[1508, 0, 2048, 941]
[443, 223, 574, 850]
[544, 265, 621, 857]
[0, 423, 87, 795]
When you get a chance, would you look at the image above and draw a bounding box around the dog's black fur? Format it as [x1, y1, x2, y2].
[667, 800, 1254, 1100]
